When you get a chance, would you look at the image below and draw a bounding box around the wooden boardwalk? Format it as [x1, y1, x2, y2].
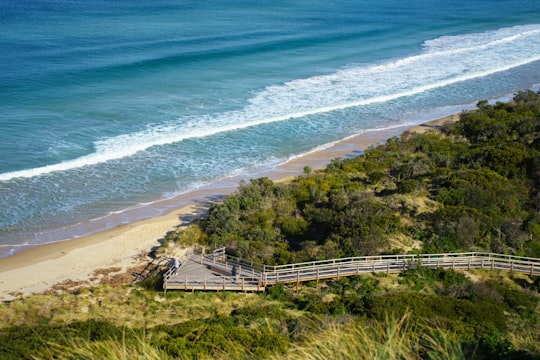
[163, 249, 540, 292]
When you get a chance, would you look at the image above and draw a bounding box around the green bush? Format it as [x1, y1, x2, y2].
[0, 320, 126, 360]
[369, 293, 507, 342]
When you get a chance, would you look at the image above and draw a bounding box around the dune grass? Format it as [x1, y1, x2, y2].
[0, 286, 261, 329]
[37, 312, 465, 360]
[276, 312, 464, 360]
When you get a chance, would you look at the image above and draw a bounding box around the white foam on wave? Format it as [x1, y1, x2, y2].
[1, 24, 540, 181]
[280, 122, 416, 164]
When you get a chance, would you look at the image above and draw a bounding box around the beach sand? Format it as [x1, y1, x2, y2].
[0, 114, 460, 301]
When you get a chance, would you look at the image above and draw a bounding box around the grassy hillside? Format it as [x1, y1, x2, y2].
[1, 91, 540, 359]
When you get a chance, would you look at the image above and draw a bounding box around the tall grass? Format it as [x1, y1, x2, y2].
[0, 286, 260, 330]
[38, 331, 173, 360]
[276, 312, 464, 360]
[508, 328, 540, 355]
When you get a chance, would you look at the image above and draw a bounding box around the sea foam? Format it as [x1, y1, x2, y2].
[1, 24, 539, 182]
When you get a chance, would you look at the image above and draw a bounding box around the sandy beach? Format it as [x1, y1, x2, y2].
[0, 114, 459, 302]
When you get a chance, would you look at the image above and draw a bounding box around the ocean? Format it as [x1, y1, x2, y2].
[1, 0, 540, 257]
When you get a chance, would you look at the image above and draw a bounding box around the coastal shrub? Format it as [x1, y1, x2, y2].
[498, 285, 538, 317]
[173, 223, 208, 245]
[398, 267, 473, 298]
[369, 293, 507, 342]
[397, 178, 421, 193]
[267, 283, 294, 303]
[481, 328, 515, 358]
[231, 303, 289, 325]
[296, 292, 335, 315]
[139, 269, 164, 291]
[0, 320, 127, 360]
[152, 314, 290, 359]
[292, 276, 377, 316]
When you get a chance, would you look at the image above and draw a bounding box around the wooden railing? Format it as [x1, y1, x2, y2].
[260, 252, 540, 285]
[164, 251, 540, 292]
[165, 275, 264, 292]
[162, 248, 194, 284]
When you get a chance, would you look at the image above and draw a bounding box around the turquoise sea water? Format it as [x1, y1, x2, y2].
[1, 0, 540, 257]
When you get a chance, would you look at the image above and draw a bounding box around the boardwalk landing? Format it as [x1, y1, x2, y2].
[163, 250, 540, 292]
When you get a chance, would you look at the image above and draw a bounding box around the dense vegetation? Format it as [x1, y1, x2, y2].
[1, 270, 538, 359]
[1, 91, 539, 359]
[183, 90, 540, 263]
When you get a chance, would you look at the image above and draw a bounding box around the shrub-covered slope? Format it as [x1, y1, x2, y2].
[179, 90, 540, 265]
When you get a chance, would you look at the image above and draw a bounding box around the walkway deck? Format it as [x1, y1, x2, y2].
[164, 250, 264, 292]
[163, 250, 540, 292]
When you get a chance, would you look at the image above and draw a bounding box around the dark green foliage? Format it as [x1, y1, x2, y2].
[192, 90, 540, 259]
[198, 174, 402, 263]
[497, 283, 539, 317]
[397, 178, 421, 193]
[399, 267, 474, 298]
[481, 328, 516, 359]
[139, 268, 165, 291]
[0, 314, 291, 359]
[267, 283, 294, 303]
[370, 293, 507, 341]
[294, 276, 378, 316]
[0, 320, 126, 359]
[152, 312, 290, 358]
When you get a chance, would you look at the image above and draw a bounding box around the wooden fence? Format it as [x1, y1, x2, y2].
[164, 251, 540, 292]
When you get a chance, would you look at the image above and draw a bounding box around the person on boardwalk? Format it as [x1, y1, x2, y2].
[232, 265, 238, 282]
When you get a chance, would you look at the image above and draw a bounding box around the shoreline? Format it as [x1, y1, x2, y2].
[0, 114, 459, 301]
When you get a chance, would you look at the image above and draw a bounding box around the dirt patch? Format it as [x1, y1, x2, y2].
[50, 279, 88, 292]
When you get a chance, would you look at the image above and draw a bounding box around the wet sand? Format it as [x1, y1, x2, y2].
[0, 114, 459, 301]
